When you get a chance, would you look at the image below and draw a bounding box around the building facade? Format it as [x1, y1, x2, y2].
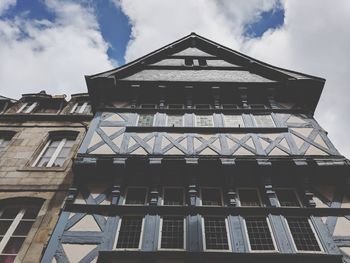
[38, 33, 350, 263]
[0, 91, 92, 262]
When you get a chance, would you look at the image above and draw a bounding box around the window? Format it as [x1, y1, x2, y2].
[115, 216, 143, 249]
[223, 115, 244, 127]
[17, 102, 37, 113]
[0, 132, 14, 155]
[222, 104, 238, 109]
[244, 217, 276, 251]
[203, 217, 230, 251]
[125, 188, 147, 205]
[70, 102, 90, 114]
[195, 115, 214, 127]
[253, 115, 275, 127]
[167, 104, 183, 109]
[184, 58, 193, 66]
[195, 104, 211, 109]
[201, 188, 222, 206]
[276, 189, 301, 207]
[163, 188, 184, 206]
[237, 189, 261, 207]
[198, 58, 207, 67]
[250, 104, 266, 109]
[167, 115, 183, 127]
[137, 114, 154, 126]
[286, 217, 322, 252]
[159, 216, 185, 249]
[0, 202, 42, 262]
[140, 104, 157, 109]
[32, 134, 76, 168]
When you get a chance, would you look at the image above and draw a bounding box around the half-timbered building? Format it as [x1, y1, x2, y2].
[42, 33, 350, 263]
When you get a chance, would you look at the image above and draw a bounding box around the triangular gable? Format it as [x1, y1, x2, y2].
[87, 33, 323, 82]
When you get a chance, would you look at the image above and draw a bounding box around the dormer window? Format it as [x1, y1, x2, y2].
[198, 58, 207, 67]
[70, 102, 90, 114]
[184, 58, 193, 66]
[17, 102, 37, 113]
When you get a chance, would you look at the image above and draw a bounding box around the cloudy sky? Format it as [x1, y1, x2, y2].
[0, 0, 349, 158]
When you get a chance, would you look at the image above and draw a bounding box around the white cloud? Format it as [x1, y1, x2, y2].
[0, 0, 114, 98]
[0, 0, 16, 15]
[116, 0, 350, 158]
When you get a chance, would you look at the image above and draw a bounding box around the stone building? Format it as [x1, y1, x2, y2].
[0, 91, 92, 262]
[23, 33, 350, 262]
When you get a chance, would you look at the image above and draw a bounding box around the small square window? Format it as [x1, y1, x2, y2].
[138, 114, 154, 126]
[201, 188, 222, 206]
[286, 217, 322, 252]
[167, 115, 183, 127]
[160, 216, 185, 249]
[253, 115, 275, 127]
[195, 115, 214, 127]
[223, 115, 244, 127]
[32, 135, 76, 168]
[163, 188, 184, 206]
[203, 217, 230, 250]
[70, 102, 90, 114]
[245, 217, 276, 251]
[125, 188, 147, 205]
[115, 216, 143, 249]
[275, 189, 301, 207]
[238, 189, 261, 207]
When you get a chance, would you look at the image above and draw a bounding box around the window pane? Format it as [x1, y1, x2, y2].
[204, 217, 229, 250]
[13, 221, 34, 235]
[238, 189, 260, 207]
[163, 188, 183, 206]
[287, 217, 321, 251]
[196, 115, 213, 127]
[23, 207, 41, 219]
[223, 115, 244, 127]
[161, 216, 184, 249]
[245, 217, 275, 251]
[138, 115, 154, 126]
[0, 221, 12, 235]
[167, 115, 183, 127]
[3, 237, 25, 254]
[254, 115, 275, 127]
[0, 255, 16, 263]
[276, 189, 300, 207]
[201, 188, 222, 206]
[116, 217, 143, 249]
[0, 207, 20, 219]
[125, 188, 147, 205]
[36, 157, 50, 168]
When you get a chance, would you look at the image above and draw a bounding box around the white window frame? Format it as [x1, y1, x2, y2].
[165, 115, 184, 127]
[237, 187, 262, 207]
[199, 187, 224, 206]
[0, 208, 26, 254]
[222, 114, 245, 127]
[123, 187, 149, 206]
[113, 216, 145, 251]
[195, 115, 214, 127]
[17, 102, 37, 113]
[252, 114, 276, 127]
[161, 187, 186, 206]
[70, 102, 88, 114]
[32, 138, 68, 168]
[136, 114, 156, 127]
[275, 188, 302, 208]
[158, 216, 186, 250]
[284, 217, 324, 253]
[243, 216, 278, 253]
[201, 216, 232, 252]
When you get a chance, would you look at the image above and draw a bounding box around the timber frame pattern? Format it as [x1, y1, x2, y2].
[41, 33, 350, 263]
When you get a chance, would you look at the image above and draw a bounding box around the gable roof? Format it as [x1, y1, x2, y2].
[87, 32, 324, 82]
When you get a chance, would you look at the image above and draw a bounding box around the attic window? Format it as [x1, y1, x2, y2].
[140, 104, 157, 109]
[184, 58, 193, 66]
[17, 102, 37, 114]
[198, 58, 207, 67]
